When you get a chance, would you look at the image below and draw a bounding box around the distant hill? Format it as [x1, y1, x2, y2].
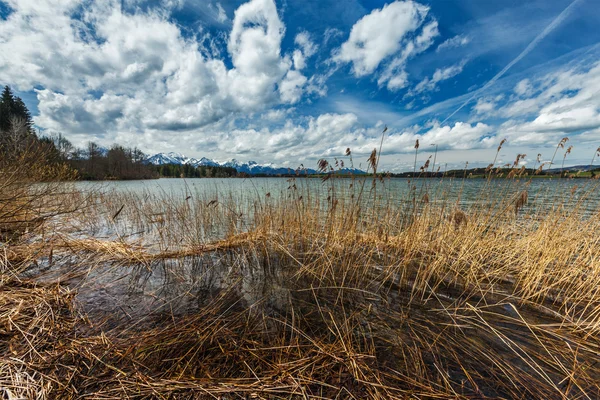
[545, 164, 600, 173]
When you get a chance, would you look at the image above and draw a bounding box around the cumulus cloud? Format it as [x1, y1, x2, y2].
[499, 106, 600, 147]
[422, 61, 600, 153]
[386, 71, 410, 91]
[202, 113, 361, 163]
[227, 0, 290, 107]
[279, 70, 308, 104]
[261, 108, 292, 121]
[333, 0, 437, 90]
[278, 32, 319, 104]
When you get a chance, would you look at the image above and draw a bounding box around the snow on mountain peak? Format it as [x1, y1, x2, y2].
[144, 152, 319, 175]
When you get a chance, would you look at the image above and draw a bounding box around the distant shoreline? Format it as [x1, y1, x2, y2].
[72, 172, 600, 182]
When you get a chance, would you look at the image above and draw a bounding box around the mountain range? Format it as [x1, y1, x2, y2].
[145, 152, 321, 175]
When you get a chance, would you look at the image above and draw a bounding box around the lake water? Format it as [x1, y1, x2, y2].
[72, 176, 600, 214]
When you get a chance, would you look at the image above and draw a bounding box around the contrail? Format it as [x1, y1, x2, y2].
[441, 0, 584, 124]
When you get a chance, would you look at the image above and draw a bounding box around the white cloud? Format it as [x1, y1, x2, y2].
[192, 111, 495, 168]
[295, 32, 317, 57]
[579, 128, 600, 142]
[411, 60, 467, 95]
[484, 61, 600, 147]
[473, 98, 495, 114]
[305, 74, 328, 97]
[1, 0, 80, 15]
[280, 70, 308, 104]
[507, 62, 600, 119]
[292, 50, 306, 70]
[333, 1, 432, 78]
[261, 108, 292, 121]
[279, 31, 319, 103]
[514, 79, 533, 96]
[436, 35, 470, 52]
[227, 0, 290, 108]
[387, 71, 409, 91]
[209, 2, 229, 23]
[160, 0, 185, 10]
[499, 106, 600, 146]
[377, 19, 440, 91]
[500, 98, 541, 118]
[531, 106, 600, 132]
[323, 27, 344, 46]
[204, 112, 361, 162]
[418, 121, 494, 150]
[292, 31, 317, 70]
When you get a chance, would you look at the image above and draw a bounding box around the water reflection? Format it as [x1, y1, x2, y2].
[69, 250, 291, 328]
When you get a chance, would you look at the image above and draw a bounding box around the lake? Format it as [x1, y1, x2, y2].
[72, 176, 600, 214]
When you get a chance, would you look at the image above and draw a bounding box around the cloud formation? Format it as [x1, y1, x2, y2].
[0, 0, 596, 170]
[436, 35, 470, 52]
[411, 60, 467, 95]
[0, 0, 324, 146]
[460, 60, 600, 153]
[333, 1, 439, 91]
[333, 1, 429, 76]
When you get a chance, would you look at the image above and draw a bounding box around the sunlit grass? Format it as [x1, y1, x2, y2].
[3, 141, 600, 398]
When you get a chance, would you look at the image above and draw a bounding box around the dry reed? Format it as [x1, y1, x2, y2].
[3, 143, 600, 398]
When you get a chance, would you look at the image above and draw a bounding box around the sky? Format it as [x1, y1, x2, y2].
[1, 0, 600, 171]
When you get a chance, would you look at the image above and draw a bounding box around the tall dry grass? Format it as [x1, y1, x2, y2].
[3, 140, 600, 398]
[0, 135, 78, 243]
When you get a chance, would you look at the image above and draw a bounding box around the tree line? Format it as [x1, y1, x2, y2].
[157, 163, 237, 178]
[0, 85, 237, 180]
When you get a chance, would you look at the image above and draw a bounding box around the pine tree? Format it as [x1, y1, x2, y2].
[13, 96, 33, 132]
[0, 85, 15, 133]
[0, 85, 34, 142]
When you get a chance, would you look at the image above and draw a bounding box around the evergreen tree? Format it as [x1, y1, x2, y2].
[0, 85, 35, 142]
[0, 85, 15, 133]
[13, 96, 33, 132]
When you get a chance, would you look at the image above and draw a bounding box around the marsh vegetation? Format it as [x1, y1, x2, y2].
[3, 140, 600, 399]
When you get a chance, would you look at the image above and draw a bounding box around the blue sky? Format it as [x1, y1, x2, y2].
[1, 0, 599, 171]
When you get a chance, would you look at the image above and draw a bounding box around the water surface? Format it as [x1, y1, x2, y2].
[72, 176, 600, 213]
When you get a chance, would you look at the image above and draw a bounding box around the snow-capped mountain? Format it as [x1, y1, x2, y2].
[144, 153, 318, 175]
[145, 152, 191, 165]
[188, 157, 219, 168]
[221, 159, 305, 175]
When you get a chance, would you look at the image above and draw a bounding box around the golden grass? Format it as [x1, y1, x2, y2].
[3, 155, 600, 398]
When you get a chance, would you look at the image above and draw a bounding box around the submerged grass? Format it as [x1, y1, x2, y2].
[3, 147, 600, 398]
